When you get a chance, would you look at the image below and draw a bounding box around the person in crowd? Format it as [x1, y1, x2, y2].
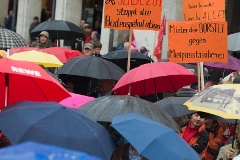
[111, 143, 148, 160]
[94, 41, 102, 57]
[29, 16, 40, 43]
[90, 31, 99, 46]
[124, 42, 130, 50]
[65, 79, 75, 93]
[51, 38, 60, 47]
[179, 112, 209, 159]
[205, 69, 230, 88]
[98, 79, 115, 97]
[217, 125, 240, 160]
[116, 34, 129, 50]
[204, 119, 224, 160]
[4, 10, 13, 30]
[79, 19, 86, 30]
[83, 43, 94, 56]
[30, 31, 50, 49]
[94, 20, 101, 36]
[84, 24, 92, 44]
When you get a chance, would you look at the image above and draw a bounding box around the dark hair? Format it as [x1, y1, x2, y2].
[94, 41, 102, 49]
[33, 16, 39, 20]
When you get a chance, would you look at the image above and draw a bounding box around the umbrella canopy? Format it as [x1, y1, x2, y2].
[0, 101, 116, 159]
[112, 62, 197, 96]
[112, 113, 201, 160]
[80, 95, 181, 131]
[9, 47, 38, 56]
[0, 28, 27, 48]
[102, 50, 153, 72]
[0, 141, 101, 160]
[40, 47, 83, 63]
[155, 97, 194, 118]
[56, 56, 125, 81]
[10, 50, 63, 68]
[30, 20, 85, 40]
[228, 32, 240, 51]
[0, 58, 70, 109]
[59, 92, 95, 108]
[184, 84, 240, 119]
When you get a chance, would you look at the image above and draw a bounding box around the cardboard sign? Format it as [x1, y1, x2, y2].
[183, 0, 225, 21]
[168, 21, 228, 63]
[104, 0, 162, 30]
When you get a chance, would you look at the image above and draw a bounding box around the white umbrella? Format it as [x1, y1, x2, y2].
[228, 32, 240, 51]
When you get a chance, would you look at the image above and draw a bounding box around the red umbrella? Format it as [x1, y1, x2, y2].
[9, 47, 39, 56]
[112, 62, 197, 96]
[40, 47, 83, 63]
[0, 58, 71, 109]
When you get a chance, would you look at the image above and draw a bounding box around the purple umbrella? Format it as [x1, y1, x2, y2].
[203, 55, 240, 71]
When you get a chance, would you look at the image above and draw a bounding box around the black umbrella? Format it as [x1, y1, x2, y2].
[0, 28, 27, 49]
[30, 20, 85, 40]
[155, 97, 194, 118]
[0, 101, 116, 160]
[56, 56, 125, 81]
[161, 59, 209, 76]
[102, 50, 153, 72]
[80, 95, 181, 132]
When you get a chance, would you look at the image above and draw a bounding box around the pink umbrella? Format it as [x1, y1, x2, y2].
[59, 93, 95, 108]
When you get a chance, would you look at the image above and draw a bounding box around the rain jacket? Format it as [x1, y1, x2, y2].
[179, 122, 209, 159]
[30, 31, 50, 48]
[217, 140, 240, 160]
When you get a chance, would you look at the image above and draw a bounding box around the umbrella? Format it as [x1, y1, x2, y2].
[102, 50, 153, 72]
[30, 20, 85, 40]
[0, 141, 101, 160]
[0, 28, 27, 48]
[9, 47, 39, 56]
[59, 92, 95, 108]
[161, 59, 209, 76]
[56, 56, 125, 81]
[0, 101, 116, 160]
[0, 58, 70, 109]
[112, 62, 197, 96]
[40, 47, 83, 63]
[111, 113, 201, 160]
[46, 70, 66, 86]
[184, 84, 240, 119]
[155, 97, 194, 118]
[228, 32, 240, 51]
[80, 95, 181, 131]
[10, 50, 63, 68]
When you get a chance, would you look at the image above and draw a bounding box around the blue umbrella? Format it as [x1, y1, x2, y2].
[0, 141, 101, 160]
[112, 113, 201, 160]
[0, 101, 116, 160]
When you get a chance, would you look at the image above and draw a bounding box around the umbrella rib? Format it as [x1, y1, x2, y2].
[31, 78, 49, 101]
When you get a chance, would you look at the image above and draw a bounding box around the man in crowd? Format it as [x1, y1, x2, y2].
[4, 10, 13, 30]
[90, 31, 99, 46]
[83, 43, 94, 56]
[29, 16, 40, 43]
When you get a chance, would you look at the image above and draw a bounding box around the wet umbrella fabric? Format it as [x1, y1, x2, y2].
[0, 101, 116, 160]
[112, 113, 201, 160]
[228, 32, 240, 51]
[80, 95, 181, 131]
[30, 20, 85, 40]
[0, 28, 27, 48]
[56, 56, 125, 81]
[102, 50, 153, 72]
[9, 47, 38, 56]
[112, 62, 197, 96]
[0, 58, 70, 109]
[0, 141, 101, 160]
[155, 97, 194, 118]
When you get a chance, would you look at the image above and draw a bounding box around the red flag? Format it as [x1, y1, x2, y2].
[154, 14, 166, 61]
[131, 30, 139, 52]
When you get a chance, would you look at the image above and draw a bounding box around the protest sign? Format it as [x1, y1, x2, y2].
[183, 0, 225, 21]
[168, 21, 228, 63]
[104, 0, 162, 30]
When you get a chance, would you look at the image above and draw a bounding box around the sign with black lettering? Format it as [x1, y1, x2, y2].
[104, 0, 162, 30]
[168, 21, 228, 63]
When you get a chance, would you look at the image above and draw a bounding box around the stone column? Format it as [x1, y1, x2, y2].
[16, 0, 42, 45]
[0, 0, 10, 27]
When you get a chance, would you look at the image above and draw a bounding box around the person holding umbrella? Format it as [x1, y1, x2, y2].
[30, 31, 50, 49]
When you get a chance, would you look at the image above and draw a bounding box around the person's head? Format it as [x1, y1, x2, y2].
[39, 31, 49, 44]
[51, 38, 60, 47]
[83, 43, 94, 56]
[94, 20, 101, 28]
[84, 24, 91, 33]
[80, 19, 86, 28]
[65, 80, 74, 92]
[98, 79, 115, 95]
[94, 41, 102, 55]
[190, 112, 205, 128]
[33, 16, 39, 23]
[9, 10, 13, 17]
[124, 42, 130, 50]
[123, 34, 129, 42]
[204, 118, 214, 128]
[91, 31, 98, 40]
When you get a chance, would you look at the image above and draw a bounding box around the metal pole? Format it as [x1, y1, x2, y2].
[12, 0, 17, 31]
[51, 0, 56, 20]
[108, 29, 114, 52]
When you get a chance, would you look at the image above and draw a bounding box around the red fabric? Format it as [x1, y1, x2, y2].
[154, 14, 166, 61]
[0, 59, 71, 109]
[182, 122, 198, 143]
[131, 30, 139, 52]
[112, 62, 197, 96]
[85, 32, 91, 44]
[9, 47, 39, 56]
[40, 47, 83, 63]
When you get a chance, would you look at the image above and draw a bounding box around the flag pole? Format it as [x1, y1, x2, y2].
[197, 62, 201, 91]
[200, 62, 204, 91]
[127, 30, 132, 72]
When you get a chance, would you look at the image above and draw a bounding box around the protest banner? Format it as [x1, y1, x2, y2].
[104, 0, 162, 30]
[168, 21, 228, 63]
[183, 0, 225, 22]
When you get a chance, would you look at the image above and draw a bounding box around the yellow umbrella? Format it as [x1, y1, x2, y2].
[10, 50, 63, 67]
[184, 84, 240, 119]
